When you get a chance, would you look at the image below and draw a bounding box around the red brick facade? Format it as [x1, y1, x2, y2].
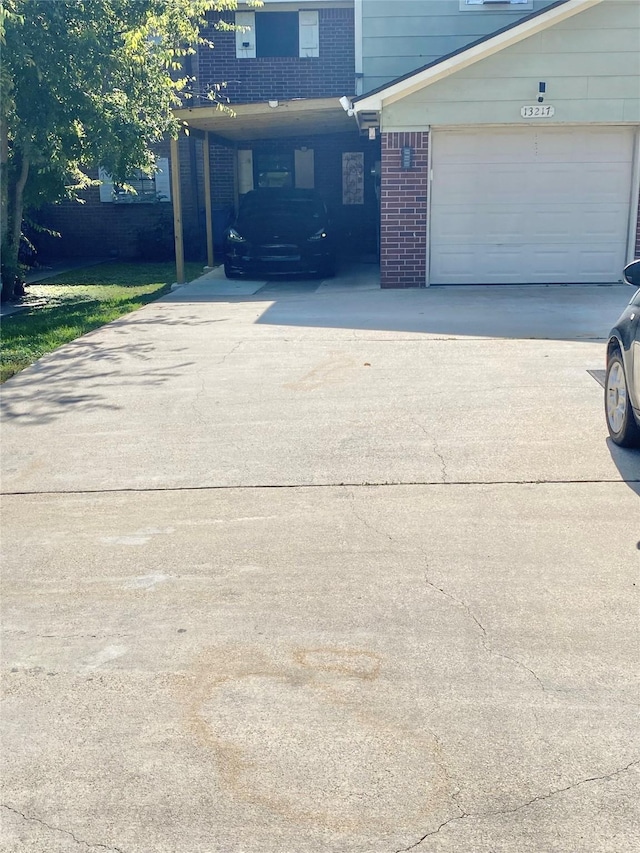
[197, 8, 355, 105]
[380, 131, 429, 289]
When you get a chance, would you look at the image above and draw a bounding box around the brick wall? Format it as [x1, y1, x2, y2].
[196, 7, 355, 104]
[36, 140, 179, 262]
[380, 132, 428, 289]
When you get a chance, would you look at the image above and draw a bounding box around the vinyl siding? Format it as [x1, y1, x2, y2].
[381, 0, 640, 129]
[362, 0, 557, 92]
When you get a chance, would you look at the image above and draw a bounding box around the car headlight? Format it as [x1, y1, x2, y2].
[308, 229, 328, 242]
[227, 228, 246, 243]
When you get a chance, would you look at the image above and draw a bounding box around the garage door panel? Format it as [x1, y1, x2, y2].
[531, 163, 581, 199]
[430, 209, 478, 243]
[582, 207, 629, 240]
[430, 247, 479, 282]
[429, 127, 634, 284]
[484, 246, 527, 280]
[575, 163, 634, 201]
[437, 129, 536, 164]
[576, 247, 626, 277]
[432, 203, 628, 245]
[530, 247, 574, 278]
[431, 207, 528, 243]
[434, 164, 527, 203]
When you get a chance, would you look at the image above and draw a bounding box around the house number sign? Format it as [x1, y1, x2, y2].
[521, 105, 555, 118]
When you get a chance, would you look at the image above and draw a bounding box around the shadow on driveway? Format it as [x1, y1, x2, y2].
[607, 439, 640, 497]
[165, 263, 634, 344]
[0, 332, 194, 426]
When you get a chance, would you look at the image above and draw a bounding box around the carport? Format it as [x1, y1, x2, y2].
[169, 97, 377, 283]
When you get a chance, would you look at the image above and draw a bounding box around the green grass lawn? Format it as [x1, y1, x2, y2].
[1, 261, 204, 382]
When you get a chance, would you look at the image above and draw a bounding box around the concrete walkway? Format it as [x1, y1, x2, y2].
[1, 267, 639, 853]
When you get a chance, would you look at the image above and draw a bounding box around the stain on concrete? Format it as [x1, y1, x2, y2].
[176, 646, 453, 834]
[285, 352, 360, 392]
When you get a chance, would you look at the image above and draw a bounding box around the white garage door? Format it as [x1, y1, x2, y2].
[429, 127, 635, 284]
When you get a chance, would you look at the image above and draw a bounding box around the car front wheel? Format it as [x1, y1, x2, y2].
[224, 261, 242, 280]
[605, 350, 640, 447]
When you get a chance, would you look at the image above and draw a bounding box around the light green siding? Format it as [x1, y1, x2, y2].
[382, 1, 640, 130]
[362, 0, 556, 92]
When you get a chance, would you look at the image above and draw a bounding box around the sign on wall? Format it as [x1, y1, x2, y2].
[342, 152, 364, 205]
[520, 105, 555, 118]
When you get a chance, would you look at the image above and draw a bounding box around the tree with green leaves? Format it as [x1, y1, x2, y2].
[0, 0, 258, 300]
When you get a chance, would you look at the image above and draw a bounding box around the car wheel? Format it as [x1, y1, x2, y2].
[605, 350, 640, 447]
[318, 259, 336, 279]
[224, 262, 241, 280]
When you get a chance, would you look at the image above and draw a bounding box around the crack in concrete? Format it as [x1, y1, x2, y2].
[217, 340, 242, 365]
[413, 420, 448, 483]
[347, 497, 546, 695]
[5, 631, 133, 640]
[433, 443, 448, 485]
[191, 372, 208, 428]
[421, 563, 546, 693]
[1, 804, 126, 852]
[395, 760, 640, 851]
[2, 478, 639, 497]
[348, 493, 395, 545]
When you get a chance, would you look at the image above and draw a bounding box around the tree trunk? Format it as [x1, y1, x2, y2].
[1, 147, 29, 301]
[0, 113, 9, 298]
[0, 114, 8, 251]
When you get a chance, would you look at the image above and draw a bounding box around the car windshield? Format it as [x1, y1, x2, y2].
[238, 193, 325, 224]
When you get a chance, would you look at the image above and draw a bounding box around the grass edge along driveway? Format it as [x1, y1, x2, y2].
[1, 261, 203, 382]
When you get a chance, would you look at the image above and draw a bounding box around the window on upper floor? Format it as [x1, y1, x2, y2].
[235, 10, 320, 58]
[256, 12, 298, 57]
[460, 0, 533, 9]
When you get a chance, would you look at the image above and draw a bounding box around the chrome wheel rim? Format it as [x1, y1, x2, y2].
[606, 361, 627, 434]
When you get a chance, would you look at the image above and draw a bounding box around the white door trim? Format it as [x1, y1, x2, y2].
[425, 131, 433, 287]
[627, 128, 640, 263]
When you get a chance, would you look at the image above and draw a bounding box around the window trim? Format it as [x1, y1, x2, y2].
[234, 10, 320, 59]
[460, 0, 534, 10]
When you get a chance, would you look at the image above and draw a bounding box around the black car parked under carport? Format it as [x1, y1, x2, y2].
[223, 188, 336, 280]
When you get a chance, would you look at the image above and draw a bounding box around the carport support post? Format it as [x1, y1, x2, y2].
[170, 135, 185, 284]
[203, 132, 214, 268]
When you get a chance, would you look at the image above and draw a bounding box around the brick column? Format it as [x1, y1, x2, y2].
[380, 131, 429, 288]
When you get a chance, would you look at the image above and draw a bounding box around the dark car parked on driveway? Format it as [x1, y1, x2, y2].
[605, 259, 640, 447]
[223, 188, 336, 280]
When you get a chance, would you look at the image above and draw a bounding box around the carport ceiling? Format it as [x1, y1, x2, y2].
[173, 97, 357, 141]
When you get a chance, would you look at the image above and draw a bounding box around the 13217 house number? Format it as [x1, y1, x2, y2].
[521, 105, 555, 118]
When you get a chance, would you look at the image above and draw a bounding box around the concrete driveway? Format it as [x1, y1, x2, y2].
[2, 265, 639, 853]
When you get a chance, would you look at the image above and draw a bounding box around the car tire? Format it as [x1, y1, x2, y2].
[224, 262, 241, 280]
[605, 350, 640, 447]
[318, 259, 336, 279]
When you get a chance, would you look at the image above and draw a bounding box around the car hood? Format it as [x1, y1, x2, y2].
[233, 214, 323, 243]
